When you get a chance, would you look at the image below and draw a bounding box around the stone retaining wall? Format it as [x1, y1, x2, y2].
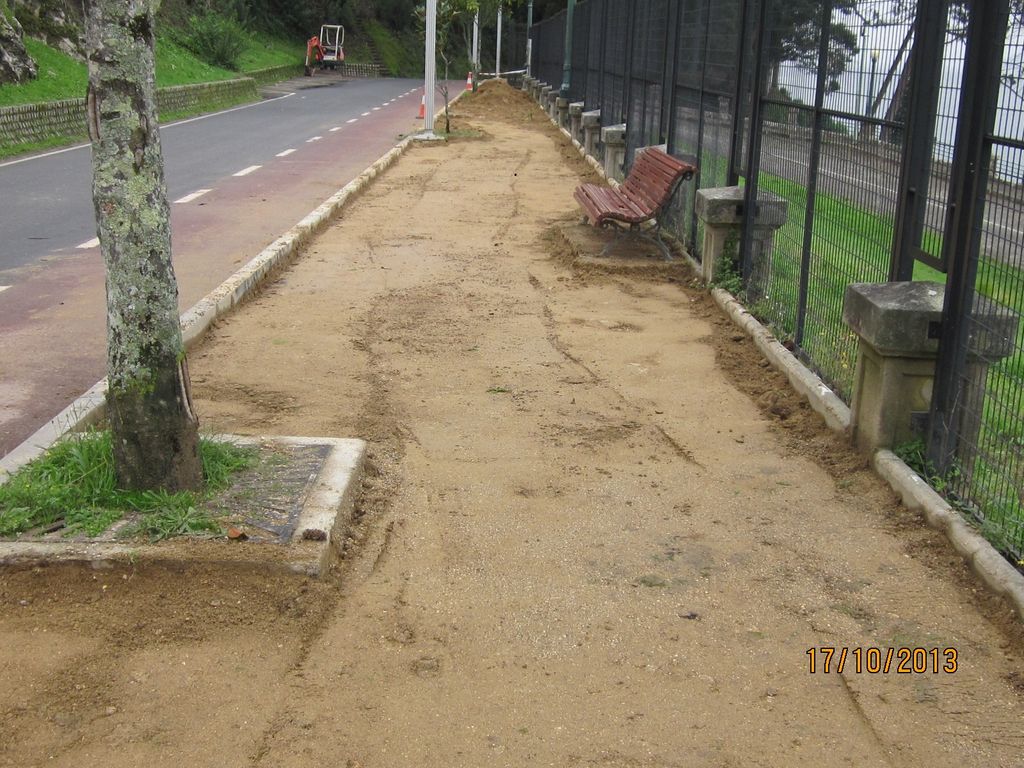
[0, 76, 257, 149]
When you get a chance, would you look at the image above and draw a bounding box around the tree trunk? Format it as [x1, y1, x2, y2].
[84, 0, 203, 492]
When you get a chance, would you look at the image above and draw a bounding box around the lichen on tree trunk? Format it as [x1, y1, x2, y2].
[85, 0, 202, 492]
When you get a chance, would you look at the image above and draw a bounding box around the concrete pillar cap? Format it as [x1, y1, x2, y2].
[601, 123, 627, 144]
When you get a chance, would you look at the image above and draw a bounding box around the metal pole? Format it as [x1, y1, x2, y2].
[794, 0, 836, 349]
[424, 0, 437, 135]
[890, 0, 948, 281]
[560, 0, 577, 98]
[526, 0, 534, 74]
[496, 4, 503, 78]
[865, 49, 879, 116]
[927, 0, 1009, 472]
[472, 9, 480, 71]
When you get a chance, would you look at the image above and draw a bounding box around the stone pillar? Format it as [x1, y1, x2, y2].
[556, 97, 570, 130]
[843, 284, 1021, 460]
[546, 91, 559, 120]
[601, 123, 627, 182]
[693, 186, 788, 300]
[522, 75, 533, 92]
[843, 282, 944, 454]
[539, 83, 550, 105]
[569, 102, 585, 143]
[582, 110, 602, 157]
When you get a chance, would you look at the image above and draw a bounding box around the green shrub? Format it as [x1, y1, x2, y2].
[184, 11, 246, 70]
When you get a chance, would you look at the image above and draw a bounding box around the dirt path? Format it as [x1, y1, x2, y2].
[2, 82, 1023, 767]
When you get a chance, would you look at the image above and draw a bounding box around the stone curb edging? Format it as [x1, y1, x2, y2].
[0, 91, 466, 482]
[541, 92, 1024, 621]
[874, 450, 1024, 618]
[710, 288, 851, 432]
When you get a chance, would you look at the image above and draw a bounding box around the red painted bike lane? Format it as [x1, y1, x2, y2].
[0, 83, 438, 456]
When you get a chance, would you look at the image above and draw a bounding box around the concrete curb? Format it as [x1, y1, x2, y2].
[0, 435, 367, 577]
[1, 91, 466, 482]
[874, 450, 1024, 619]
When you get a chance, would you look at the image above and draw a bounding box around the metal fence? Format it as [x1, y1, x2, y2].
[531, 0, 1024, 559]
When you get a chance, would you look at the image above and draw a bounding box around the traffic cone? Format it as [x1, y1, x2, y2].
[466, 71, 473, 91]
[417, 95, 425, 119]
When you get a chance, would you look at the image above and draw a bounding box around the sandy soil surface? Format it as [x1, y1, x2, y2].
[2, 81, 1024, 767]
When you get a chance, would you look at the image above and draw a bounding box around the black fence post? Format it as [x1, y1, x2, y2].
[661, 0, 681, 149]
[793, 0, 834, 349]
[728, 0, 753, 185]
[890, 0, 949, 280]
[927, 0, 1009, 472]
[739, 0, 769, 282]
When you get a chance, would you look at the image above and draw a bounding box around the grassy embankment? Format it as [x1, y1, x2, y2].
[0, 31, 302, 158]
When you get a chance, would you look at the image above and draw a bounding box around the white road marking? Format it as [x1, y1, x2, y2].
[0, 285, 10, 293]
[77, 238, 100, 249]
[347, 118, 358, 123]
[307, 136, 323, 142]
[233, 165, 262, 177]
[372, 107, 381, 111]
[276, 148, 296, 157]
[174, 189, 211, 204]
[329, 126, 342, 132]
[361, 111, 371, 116]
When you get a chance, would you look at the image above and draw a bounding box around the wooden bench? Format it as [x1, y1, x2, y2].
[574, 148, 696, 259]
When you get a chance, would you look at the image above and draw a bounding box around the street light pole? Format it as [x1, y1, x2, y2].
[560, 0, 576, 98]
[496, 3, 503, 78]
[865, 48, 879, 117]
[472, 9, 480, 72]
[423, 0, 437, 135]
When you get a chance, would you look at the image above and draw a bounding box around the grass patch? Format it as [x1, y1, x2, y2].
[0, 37, 87, 106]
[155, 36, 237, 87]
[362, 17, 421, 76]
[0, 431, 255, 540]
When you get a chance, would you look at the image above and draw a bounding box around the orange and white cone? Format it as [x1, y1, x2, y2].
[466, 71, 473, 91]
[417, 95, 425, 119]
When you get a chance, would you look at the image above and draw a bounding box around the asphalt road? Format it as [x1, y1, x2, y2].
[0, 75, 454, 457]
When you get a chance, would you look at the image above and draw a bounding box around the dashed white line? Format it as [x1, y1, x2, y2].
[76, 237, 99, 249]
[347, 118, 358, 123]
[372, 107, 381, 111]
[329, 126, 342, 132]
[0, 285, 10, 294]
[361, 111, 371, 116]
[233, 165, 262, 177]
[276, 148, 296, 157]
[174, 189, 211, 204]
[307, 136, 323, 142]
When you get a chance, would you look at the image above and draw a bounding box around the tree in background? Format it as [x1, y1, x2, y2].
[84, 0, 203, 491]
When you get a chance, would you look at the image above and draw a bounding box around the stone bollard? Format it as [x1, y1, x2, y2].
[694, 186, 787, 300]
[601, 123, 627, 182]
[556, 97, 570, 130]
[843, 283, 1021, 459]
[569, 102, 585, 143]
[582, 110, 602, 158]
[546, 91, 560, 120]
[539, 83, 551, 105]
[522, 75, 533, 93]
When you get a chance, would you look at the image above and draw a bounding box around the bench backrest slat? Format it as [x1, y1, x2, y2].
[620, 149, 695, 214]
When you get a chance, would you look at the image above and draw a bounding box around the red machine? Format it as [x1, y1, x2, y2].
[305, 25, 345, 76]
